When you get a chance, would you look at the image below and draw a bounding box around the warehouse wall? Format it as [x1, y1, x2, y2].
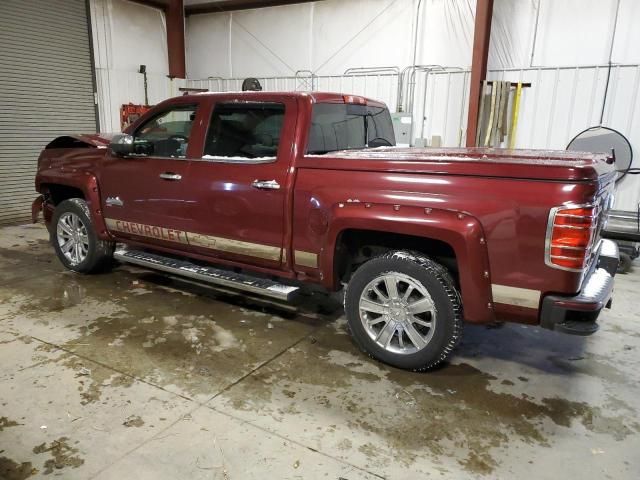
[414, 65, 640, 210]
[89, 0, 640, 210]
[487, 0, 640, 68]
[187, 0, 438, 78]
[186, 0, 640, 77]
[90, 0, 185, 131]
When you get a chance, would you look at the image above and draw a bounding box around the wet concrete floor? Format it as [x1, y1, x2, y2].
[0, 223, 639, 479]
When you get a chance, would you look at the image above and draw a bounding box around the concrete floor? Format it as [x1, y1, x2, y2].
[0, 224, 639, 480]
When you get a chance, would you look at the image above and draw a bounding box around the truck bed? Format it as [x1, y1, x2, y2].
[303, 147, 615, 181]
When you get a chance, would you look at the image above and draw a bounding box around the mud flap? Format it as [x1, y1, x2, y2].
[31, 195, 44, 223]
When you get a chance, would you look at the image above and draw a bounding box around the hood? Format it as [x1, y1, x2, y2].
[304, 147, 616, 182]
[73, 132, 118, 147]
[45, 132, 119, 149]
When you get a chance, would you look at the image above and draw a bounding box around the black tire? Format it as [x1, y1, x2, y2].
[344, 251, 463, 371]
[618, 253, 632, 274]
[51, 198, 114, 274]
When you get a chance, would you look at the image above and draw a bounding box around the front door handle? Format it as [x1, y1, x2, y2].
[160, 172, 182, 181]
[252, 179, 280, 190]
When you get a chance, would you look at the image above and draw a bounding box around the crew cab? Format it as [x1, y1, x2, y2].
[32, 91, 619, 371]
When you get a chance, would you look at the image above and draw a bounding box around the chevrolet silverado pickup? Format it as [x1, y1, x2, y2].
[32, 91, 619, 371]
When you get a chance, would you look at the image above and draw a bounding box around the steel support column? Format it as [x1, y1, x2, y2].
[465, 0, 494, 147]
[167, 0, 186, 79]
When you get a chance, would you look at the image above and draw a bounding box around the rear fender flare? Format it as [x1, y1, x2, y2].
[321, 204, 494, 323]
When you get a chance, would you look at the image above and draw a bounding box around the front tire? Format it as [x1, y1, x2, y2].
[51, 198, 114, 273]
[344, 251, 463, 371]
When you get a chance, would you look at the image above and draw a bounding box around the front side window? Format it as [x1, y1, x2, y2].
[204, 102, 285, 159]
[306, 103, 395, 154]
[133, 106, 197, 158]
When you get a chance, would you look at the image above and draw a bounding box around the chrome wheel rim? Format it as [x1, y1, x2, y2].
[56, 212, 89, 265]
[359, 272, 437, 355]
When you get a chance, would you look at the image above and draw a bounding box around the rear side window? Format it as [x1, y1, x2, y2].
[204, 102, 285, 159]
[306, 103, 395, 154]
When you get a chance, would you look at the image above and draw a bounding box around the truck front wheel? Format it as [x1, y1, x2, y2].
[51, 198, 114, 273]
[344, 251, 463, 371]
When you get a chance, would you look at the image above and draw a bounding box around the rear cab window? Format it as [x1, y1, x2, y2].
[203, 102, 285, 161]
[306, 103, 395, 154]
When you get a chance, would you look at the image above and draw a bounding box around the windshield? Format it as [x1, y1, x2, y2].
[306, 103, 395, 154]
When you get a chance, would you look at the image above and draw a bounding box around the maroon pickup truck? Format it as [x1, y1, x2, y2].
[33, 91, 619, 371]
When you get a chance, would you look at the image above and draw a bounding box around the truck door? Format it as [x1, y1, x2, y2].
[185, 97, 297, 268]
[99, 102, 204, 250]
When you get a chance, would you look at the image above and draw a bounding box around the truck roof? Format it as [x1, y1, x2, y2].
[187, 90, 387, 107]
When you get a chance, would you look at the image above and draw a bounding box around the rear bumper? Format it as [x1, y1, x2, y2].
[540, 239, 618, 336]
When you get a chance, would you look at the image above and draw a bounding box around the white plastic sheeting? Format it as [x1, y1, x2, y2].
[186, 0, 416, 78]
[415, 65, 640, 210]
[186, 0, 640, 76]
[89, 0, 640, 210]
[90, 0, 179, 131]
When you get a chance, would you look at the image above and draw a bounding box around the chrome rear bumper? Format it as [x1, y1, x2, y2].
[540, 239, 618, 336]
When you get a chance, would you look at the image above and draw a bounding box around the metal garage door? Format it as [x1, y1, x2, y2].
[0, 0, 98, 225]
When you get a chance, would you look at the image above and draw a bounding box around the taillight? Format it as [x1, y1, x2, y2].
[546, 205, 597, 271]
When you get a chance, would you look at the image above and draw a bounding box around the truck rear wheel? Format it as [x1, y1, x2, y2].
[51, 198, 114, 274]
[344, 251, 462, 371]
[618, 252, 632, 274]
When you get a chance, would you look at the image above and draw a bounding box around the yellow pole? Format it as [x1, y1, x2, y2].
[508, 82, 522, 149]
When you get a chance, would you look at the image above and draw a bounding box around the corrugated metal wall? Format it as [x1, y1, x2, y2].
[0, 0, 97, 225]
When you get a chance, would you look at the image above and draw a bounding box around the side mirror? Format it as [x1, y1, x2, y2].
[109, 134, 134, 156]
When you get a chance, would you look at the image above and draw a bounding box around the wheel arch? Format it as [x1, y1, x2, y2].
[322, 206, 495, 323]
[38, 175, 112, 241]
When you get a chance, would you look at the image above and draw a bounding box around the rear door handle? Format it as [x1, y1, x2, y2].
[252, 179, 280, 190]
[160, 172, 182, 181]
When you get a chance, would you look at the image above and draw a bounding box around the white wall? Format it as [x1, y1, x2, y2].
[186, 0, 640, 74]
[90, 0, 185, 131]
[93, 0, 640, 210]
[415, 65, 640, 210]
[187, 0, 418, 78]
[489, 0, 640, 67]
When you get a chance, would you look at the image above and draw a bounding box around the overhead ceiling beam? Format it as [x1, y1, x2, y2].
[466, 0, 494, 147]
[127, 0, 185, 78]
[128, 0, 169, 9]
[167, 0, 186, 78]
[185, 0, 319, 15]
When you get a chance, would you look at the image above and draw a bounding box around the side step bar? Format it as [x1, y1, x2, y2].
[114, 248, 300, 302]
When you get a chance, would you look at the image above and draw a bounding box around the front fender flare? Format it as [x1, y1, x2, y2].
[37, 172, 112, 241]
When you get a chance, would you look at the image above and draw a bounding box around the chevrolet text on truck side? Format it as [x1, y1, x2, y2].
[32, 91, 619, 371]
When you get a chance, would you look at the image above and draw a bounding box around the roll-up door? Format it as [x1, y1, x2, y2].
[0, 0, 98, 225]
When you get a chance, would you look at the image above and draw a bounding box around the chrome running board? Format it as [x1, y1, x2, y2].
[114, 248, 300, 302]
